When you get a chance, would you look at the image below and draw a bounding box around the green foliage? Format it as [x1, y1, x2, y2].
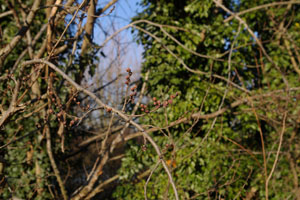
[113, 0, 300, 199]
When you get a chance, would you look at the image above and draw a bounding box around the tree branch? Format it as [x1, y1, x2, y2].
[21, 59, 179, 200]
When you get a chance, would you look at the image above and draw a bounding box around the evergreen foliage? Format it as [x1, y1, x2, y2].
[113, 0, 300, 199]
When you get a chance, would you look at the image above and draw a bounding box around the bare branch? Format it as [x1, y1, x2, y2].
[21, 59, 179, 200]
[224, 1, 300, 23]
[0, 10, 13, 19]
[265, 112, 287, 198]
[45, 125, 68, 200]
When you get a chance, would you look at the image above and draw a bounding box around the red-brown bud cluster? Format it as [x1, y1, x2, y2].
[163, 92, 180, 107]
[153, 98, 161, 107]
[82, 104, 90, 111]
[131, 85, 137, 91]
[140, 104, 149, 113]
[170, 92, 179, 99]
[69, 117, 78, 127]
[139, 92, 180, 114]
[72, 96, 90, 111]
[69, 120, 75, 127]
[56, 111, 65, 124]
[125, 67, 133, 85]
[57, 111, 63, 118]
[129, 84, 137, 103]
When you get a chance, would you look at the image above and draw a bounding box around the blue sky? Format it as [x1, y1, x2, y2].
[94, 0, 144, 74]
[85, 0, 145, 106]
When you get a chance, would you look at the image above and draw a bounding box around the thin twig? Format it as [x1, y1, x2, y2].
[144, 160, 161, 200]
[247, 96, 268, 199]
[45, 125, 68, 200]
[224, 1, 300, 23]
[265, 112, 287, 198]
